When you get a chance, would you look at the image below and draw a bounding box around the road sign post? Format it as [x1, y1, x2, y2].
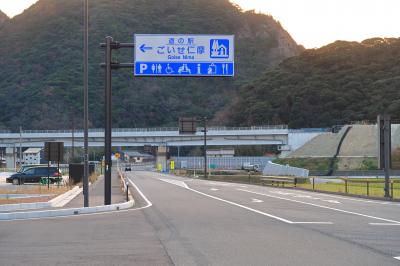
[44, 142, 64, 189]
[134, 34, 234, 77]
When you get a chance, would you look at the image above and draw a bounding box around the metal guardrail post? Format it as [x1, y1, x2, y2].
[312, 177, 315, 190]
[126, 181, 129, 202]
[391, 180, 394, 199]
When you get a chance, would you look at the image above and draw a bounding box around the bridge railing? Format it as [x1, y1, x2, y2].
[11, 125, 288, 134]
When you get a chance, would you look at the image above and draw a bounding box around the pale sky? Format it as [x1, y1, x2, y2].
[231, 0, 400, 48]
[0, 0, 399, 48]
[0, 0, 37, 18]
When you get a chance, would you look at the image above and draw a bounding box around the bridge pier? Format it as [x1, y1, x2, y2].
[5, 147, 16, 170]
[156, 145, 167, 172]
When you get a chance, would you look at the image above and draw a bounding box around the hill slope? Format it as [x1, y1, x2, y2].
[227, 38, 400, 128]
[0, 10, 8, 26]
[0, 0, 301, 130]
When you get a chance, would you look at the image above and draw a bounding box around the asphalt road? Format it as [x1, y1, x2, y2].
[0, 171, 399, 265]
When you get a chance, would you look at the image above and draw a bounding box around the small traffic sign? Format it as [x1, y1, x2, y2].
[134, 34, 234, 77]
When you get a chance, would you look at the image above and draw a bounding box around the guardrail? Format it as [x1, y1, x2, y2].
[289, 128, 330, 133]
[296, 177, 400, 199]
[199, 174, 400, 200]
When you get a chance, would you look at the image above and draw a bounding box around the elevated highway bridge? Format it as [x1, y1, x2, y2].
[0, 126, 290, 148]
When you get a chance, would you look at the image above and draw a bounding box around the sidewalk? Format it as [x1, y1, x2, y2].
[66, 169, 126, 208]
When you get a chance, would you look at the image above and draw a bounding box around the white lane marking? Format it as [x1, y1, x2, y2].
[251, 198, 263, 203]
[159, 178, 332, 225]
[158, 178, 189, 189]
[128, 177, 153, 209]
[271, 191, 341, 204]
[291, 222, 333, 224]
[292, 195, 312, 198]
[281, 188, 400, 206]
[210, 188, 219, 191]
[394, 256, 400, 260]
[369, 223, 400, 226]
[238, 189, 400, 224]
[323, 200, 341, 204]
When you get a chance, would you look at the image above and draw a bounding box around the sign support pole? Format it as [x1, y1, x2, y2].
[100, 38, 134, 205]
[104, 36, 113, 205]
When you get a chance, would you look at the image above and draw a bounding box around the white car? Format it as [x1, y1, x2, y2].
[241, 163, 260, 172]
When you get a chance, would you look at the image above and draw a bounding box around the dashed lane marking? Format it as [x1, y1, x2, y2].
[251, 198, 263, 203]
[369, 223, 400, 226]
[238, 189, 400, 225]
[158, 178, 332, 225]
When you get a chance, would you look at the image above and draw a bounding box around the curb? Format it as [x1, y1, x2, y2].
[0, 200, 135, 221]
[49, 186, 82, 207]
[0, 186, 82, 212]
[0, 201, 51, 212]
[118, 170, 135, 202]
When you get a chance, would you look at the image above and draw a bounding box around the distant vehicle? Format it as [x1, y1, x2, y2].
[241, 163, 260, 172]
[7, 166, 61, 185]
[124, 165, 132, 171]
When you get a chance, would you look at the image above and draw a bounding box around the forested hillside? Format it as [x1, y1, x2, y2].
[0, 10, 8, 26]
[0, 0, 301, 130]
[227, 38, 400, 128]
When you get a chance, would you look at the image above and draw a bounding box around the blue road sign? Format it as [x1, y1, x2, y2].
[134, 34, 234, 77]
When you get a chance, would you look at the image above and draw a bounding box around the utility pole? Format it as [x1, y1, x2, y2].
[203, 117, 208, 179]
[83, 0, 89, 207]
[104, 36, 113, 205]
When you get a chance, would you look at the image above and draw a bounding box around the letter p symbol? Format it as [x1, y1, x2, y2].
[140, 64, 148, 74]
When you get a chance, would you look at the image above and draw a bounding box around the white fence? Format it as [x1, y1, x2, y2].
[262, 161, 309, 177]
[172, 157, 273, 170]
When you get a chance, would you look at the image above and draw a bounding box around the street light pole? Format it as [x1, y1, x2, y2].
[83, 0, 89, 207]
